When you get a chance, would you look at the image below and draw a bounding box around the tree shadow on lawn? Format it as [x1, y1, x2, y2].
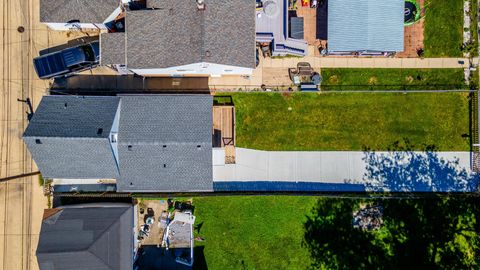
[303, 196, 480, 269]
[346, 139, 479, 192]
[304, 140, 480, 269]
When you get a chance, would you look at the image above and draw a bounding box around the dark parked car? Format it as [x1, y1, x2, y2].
[33, 41, 100, 79]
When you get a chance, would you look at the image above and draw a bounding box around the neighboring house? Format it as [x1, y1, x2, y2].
[23, 95, 213, 193]
[37, 205, 135, 270]
[326, 0, 404, 54]
[40, 0, 123, 31]
[255, 0, 308, 56]
[101, 0, 256, 77]
[40, 0, 257, 76]
[39, 0, 307, 76]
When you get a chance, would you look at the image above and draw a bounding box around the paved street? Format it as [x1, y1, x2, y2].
[0, 0, 88, 268]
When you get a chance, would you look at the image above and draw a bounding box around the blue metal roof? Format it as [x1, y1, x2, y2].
[327, 0, 404, 52]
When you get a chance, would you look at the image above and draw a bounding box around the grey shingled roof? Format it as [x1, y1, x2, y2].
[37, 206, 133, 270]
[40, 0, 120, 23]
[24, 136, 120, 179]
[116, 95, 213, 192]
[125, 0, 255, 69]
[23, 96, 120, 179]
[24, 96, 120, 138]
[100, 33, 126, 65]
[24, 95, 213, 192]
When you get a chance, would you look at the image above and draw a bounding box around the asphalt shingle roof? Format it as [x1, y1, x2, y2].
[23, 96, 121, 179]
[37, 206, 133, 270]
[100, 33, 126, 65]
[24, 96, 120, 138]
[117, 95, 213, 192]
[24, 136, 120, 179]
[24, 95, 213, 192]
[40, 0, 120, 23]
[327, 0, 404, 52]
[124, 0, 255, 69]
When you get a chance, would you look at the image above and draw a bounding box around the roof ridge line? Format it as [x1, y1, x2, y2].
[86, 207, 131, 269]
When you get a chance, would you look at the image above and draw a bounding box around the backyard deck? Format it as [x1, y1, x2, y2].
[213, 105, 235, 148]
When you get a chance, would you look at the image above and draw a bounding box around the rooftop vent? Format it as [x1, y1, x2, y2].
[35, 139, 42, 144]
[196, 0, 205, 10]
[128, 145, 133, 151]
[111, 133, 117, 143]
[64, 103, 68, 109]
[97, 128, 103, 135]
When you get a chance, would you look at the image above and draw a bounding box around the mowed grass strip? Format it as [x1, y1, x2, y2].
[320, 68, 467, 90]
[230, 92, 470, 151]
[193, 196, 316, 270]
[424, 0, 464, 57]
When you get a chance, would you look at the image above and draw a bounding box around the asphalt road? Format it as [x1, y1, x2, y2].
[0, 0, 77, 268]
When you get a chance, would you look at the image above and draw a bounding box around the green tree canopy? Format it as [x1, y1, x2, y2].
[303, 197, 480, 269]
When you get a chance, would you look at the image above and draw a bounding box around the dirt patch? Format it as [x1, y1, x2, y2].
[328, 75, 339, 84]
[368, 77, 378, 85]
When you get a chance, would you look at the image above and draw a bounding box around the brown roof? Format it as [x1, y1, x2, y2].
[42, 208, 62, 221]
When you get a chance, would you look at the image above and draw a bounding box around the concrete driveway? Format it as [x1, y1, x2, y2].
[213, 148, 477, 192]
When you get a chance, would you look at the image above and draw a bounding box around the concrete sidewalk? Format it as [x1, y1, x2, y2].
[213, 148, 478, 192]
[263, 56, 470, 69]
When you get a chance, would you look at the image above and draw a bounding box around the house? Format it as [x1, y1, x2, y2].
[36, 205, 135, 270]
[100, 0, 256, 77]
[23, 95, 213, 193]
[323, 0, 404, 55]
[40, 0, 307, 76]
[40, 0, 257, 77]
[255, 0, 308, 56]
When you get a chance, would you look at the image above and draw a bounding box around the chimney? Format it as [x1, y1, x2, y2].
[196, 0, 205, 10]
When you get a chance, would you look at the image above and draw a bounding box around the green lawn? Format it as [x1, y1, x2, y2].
[424, 0, 464, 57]
[228, 92, 470, 151]
[193, 196, 480, 270]
[193, 196, 317, 270]
[320, 68, 467, 90]
[469, 0, 478, 56]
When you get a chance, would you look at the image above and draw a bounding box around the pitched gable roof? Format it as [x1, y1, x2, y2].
[123, 0, 255, 69]
[24, 96, 120, 138]
[24, 95, 213, 192]
[23, 96, 121, 179]
[37, 206, 133, 270]
[116, 95, 213, 192]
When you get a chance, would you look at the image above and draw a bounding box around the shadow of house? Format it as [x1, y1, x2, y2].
[347, 150, 479, 192]
[51, 75, 210, 95]
[134, 246, 207, 270]
[39, 36, 100, 56]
